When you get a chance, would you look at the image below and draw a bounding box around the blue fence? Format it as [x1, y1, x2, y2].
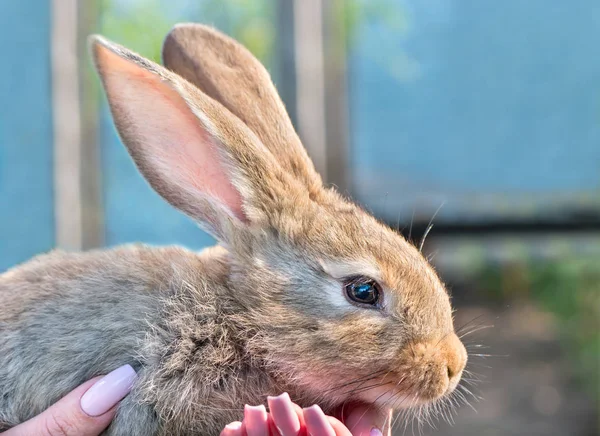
[1, 0, 599, 272]
[0, 1, 54, 271]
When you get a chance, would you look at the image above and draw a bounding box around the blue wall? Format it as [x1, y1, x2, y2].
[2, 0, 599, 271]
[351, 0, 600, 222]
[0, 1, 54, 271]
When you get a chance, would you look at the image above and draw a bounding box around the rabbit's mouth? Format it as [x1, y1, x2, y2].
[327, 389, 429, 433]
[350, 384, 428, 410]
[329, 400, 392, 434]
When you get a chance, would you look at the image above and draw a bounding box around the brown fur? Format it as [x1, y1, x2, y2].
[162, 24, 323, 199]
[0, 25, 467, 435]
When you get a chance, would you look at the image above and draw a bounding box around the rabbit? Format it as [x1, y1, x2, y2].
[0, 24, 467, 436]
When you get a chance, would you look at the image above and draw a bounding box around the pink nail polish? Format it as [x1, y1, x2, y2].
[370, 428, 383, 436]
[244, 404, 269, 436]
[80, 364, 137, 416]
[245, 404, 267, 417]
[267, 393, 300, 435]
[226, 421, 243, 430]
[303, 405, 336, 436]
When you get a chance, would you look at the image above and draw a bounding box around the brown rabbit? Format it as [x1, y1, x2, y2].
[0, 24, 467, 435]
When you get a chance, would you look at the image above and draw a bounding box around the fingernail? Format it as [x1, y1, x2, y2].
[244, 404, 268, 436]
[226, 421, 242, 430]
[303, 405, 336, 436]
[370, 428, 383, 436]
[267, 393, 300, 435]
[80, 364, 137, 416]
[245, 404, 267, 417]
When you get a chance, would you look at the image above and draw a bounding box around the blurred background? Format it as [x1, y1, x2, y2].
[0, 0, 598, 434]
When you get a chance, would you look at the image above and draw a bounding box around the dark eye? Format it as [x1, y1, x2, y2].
[344, 276, 382, 306]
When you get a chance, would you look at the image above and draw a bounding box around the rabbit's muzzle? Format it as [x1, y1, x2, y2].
[354, 332, 468, 409]
[397, 332, 467, 402]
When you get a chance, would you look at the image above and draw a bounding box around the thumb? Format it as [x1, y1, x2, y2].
[341, 404, 390, 436]
[4, 364, 137, 436]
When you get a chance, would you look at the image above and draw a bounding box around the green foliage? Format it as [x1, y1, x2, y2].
[529, 257, 600, 396]
[100, 0, 275, 66]
[188, 0, 275, 66]
[477, 255, 600, 401]
[99, 0, 412, 80]
[100, 0, 173, 62]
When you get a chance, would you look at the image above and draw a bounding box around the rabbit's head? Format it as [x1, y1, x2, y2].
[90, 24, 467, 414]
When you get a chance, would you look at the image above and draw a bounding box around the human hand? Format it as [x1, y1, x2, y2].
[220, 393, 388, 436]
[2, 364, 137, 436]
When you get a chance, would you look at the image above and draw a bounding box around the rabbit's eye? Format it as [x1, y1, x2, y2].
[344, 276, 381, 306]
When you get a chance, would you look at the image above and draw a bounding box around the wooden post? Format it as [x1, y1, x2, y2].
[51, 0, 103, 250]
[277, 0, 350, 190]
[275, 0, 298, 127]
[293, 0, 328, 179]
[323, 0, 350, 193]
[78, 0, 104, 249]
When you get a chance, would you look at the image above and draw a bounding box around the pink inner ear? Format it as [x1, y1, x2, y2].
[98, 44, 247, 223]
[163, 97, 248, 223]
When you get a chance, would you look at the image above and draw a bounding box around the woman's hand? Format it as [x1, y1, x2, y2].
[2, 368, 386, 436]
[221, 393, 387, 436]
[2, 365, 137, 436]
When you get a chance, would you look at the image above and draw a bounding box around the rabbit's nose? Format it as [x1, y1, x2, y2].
[398, 333, 468, 401]
[441, 332, 467, 390]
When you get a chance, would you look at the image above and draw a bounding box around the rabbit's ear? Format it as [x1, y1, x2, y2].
[162, 24, 323, 197]
[90, 35, 296, 241]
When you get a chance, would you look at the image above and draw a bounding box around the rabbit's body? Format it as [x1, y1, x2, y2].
[0, 24, 469, 435]
[0, 244, 281, 435]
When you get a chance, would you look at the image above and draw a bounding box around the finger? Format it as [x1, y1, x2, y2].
[340, 404, 387, 436]
[2, 378, 109, 436]
[302, 405, 336, 436]
[326, 416, 353, 436]
[243, 404, 269, 436]
[267, 393, 301, 436]
[291, 404, 308, 436]
[5, 364, 137, 436]
[220, 421, 244, 436]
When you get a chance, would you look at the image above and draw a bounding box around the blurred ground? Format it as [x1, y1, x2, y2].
[393, 303, 598, 436]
